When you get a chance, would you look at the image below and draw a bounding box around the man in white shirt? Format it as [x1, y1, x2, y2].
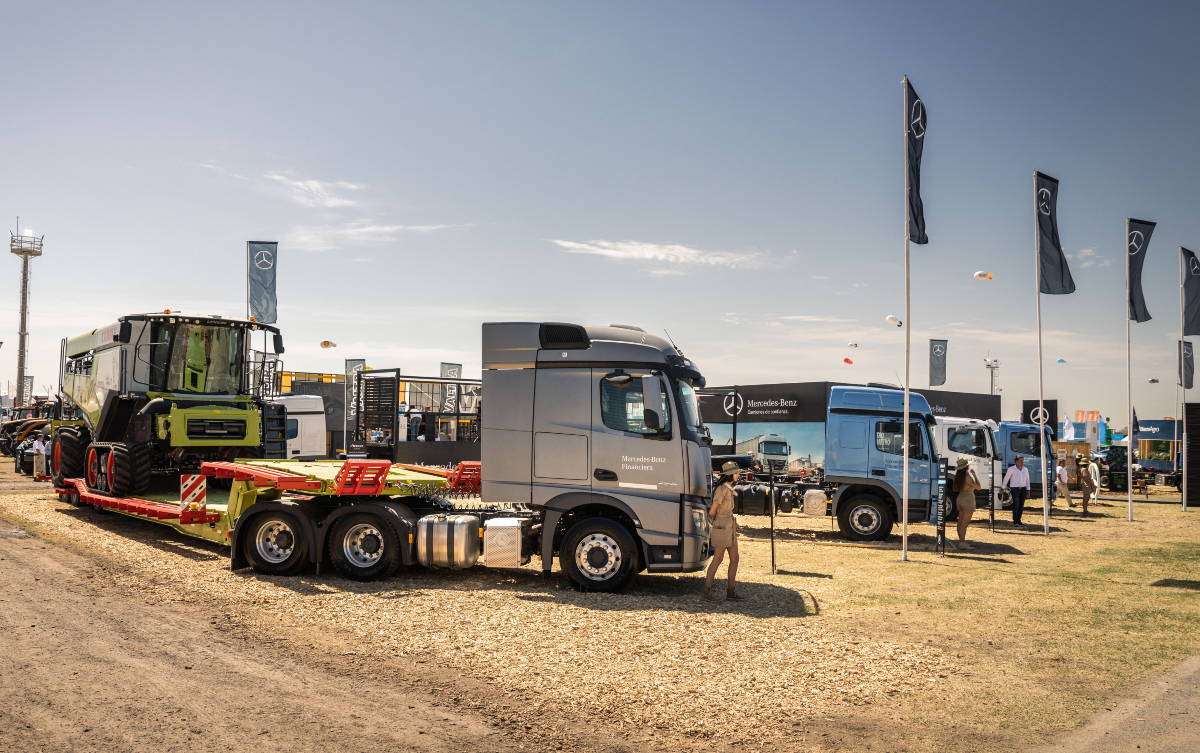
[1056, 460, 1073, 508]
[31, 432, 49, 480]
[1001, 455, 1031, 527]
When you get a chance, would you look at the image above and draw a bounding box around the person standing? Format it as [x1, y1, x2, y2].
[31, 431, 49, 480]
[1076, 452, 1097, 515]
[1056, 459, 1074, 508]
[952, 458, 980, 551]
[1001, 455, 1031, 527]
[703, 461, 745, 603]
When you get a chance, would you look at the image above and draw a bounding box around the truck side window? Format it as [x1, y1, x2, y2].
[286, 418, 299, 440]
[600, 377, 671, 435]
[1011, 433, 1038, 455]
[875, 421, 927, 460]
[948, 428, 989, 457]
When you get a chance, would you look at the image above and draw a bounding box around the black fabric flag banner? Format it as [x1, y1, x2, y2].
[1183, 248, 1200, 336]
[929, 339, 947, 386]
[1035, 172, 1075, 295]
[247, 241, 278, 324]
[1127, 218, 1155, 323]
[905, 77, 928, 245]
[1180, 341, 1194, 390]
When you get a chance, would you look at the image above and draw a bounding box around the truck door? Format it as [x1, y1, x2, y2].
[590, 369, 683, 539]
[531, 368, 592, 504]
[946, 426, 993, 506]
[869, 420, 931, 507]
[302, 415, 323, 458]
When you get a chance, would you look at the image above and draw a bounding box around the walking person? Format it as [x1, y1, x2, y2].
[703, 461, 745, 602]
[952, 458, 980, 551]
[1001, 455, 1031, 528]
[31, 431, 49, 480]
[1077, 453, 1097, 515]
[1056, 459, 1074, 508]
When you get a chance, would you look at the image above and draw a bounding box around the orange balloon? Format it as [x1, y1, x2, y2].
[844, 358, 853, 365]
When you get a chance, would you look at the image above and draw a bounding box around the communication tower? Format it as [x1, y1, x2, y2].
[10, 221, 43, 406]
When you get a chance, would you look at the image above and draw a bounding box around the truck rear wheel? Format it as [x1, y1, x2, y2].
[50, 427, 88, 487]
[560, 517, 638, 593]
[243, 512, 309, 576]
[837, 495, 894, 541]
[328, 512, 402, 581]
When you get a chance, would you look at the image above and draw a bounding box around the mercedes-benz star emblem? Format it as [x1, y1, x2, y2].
[1190, 257, 1200, 276]
[254, 248, 275, 270]
[1186, 343, 1193, 358]
[1038, 188, 1052, 216]
[910, 100, 925, 139]
[1128, 231, 1144, 256]
[1031, 406, 1050, 425]
[723, 393, 743, 417]
[932, 344, 945, 356]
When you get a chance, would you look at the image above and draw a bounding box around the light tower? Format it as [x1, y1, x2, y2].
[10, 221, 43, 407]
[983, 356, 1001, 396]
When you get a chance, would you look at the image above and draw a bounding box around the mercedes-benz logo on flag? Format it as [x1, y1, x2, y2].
[723, 393, 743, 417]
[1128, 231, 1144, 256]
[1186, 343, 1194, 358]
[932, 344, 945, 356]
[1031, 406, 1050, 425]
[910, 100, 925, 139]
[1038, 188, 1052, 215]
[1190, 257, 1200, 276]
[254, 248, 275, 270]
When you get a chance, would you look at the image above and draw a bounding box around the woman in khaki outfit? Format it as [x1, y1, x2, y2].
[703, 461, 746, 602]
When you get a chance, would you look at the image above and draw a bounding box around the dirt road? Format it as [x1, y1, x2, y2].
[0, 530, 515, 753]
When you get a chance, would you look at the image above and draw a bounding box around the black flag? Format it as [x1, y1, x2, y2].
[929, 339, 947, 386]
[247, 241, 278, 324]
[1180, 341, 1194, 390]
[904, 78, 928, 245]
[1127, 218, 1155, 323]
[1034, 172, 1075, 294]
[1183, 248, 1200, 336]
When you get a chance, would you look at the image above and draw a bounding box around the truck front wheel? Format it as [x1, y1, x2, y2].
[243, 512, 309, 576]
[837, 495, 894, 541]
[560, 517, 638, 593]
[328, 512, 402, 581]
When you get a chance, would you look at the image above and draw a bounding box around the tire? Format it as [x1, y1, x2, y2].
[108, 443, 152, 497]
[559, 517, 639, 593]
[836, 495, 895, 541]
[1100, 475, 1110, 489]
[17, 443, 34, 475]
[935, 495, 959, 523]
[328, 512, 401, 581]
[242, 512, 309, 576]
[50, 427, 89, 487]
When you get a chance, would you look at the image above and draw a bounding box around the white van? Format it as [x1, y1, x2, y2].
[269, 394, 327, 460]
[933, 416, 1003, 515]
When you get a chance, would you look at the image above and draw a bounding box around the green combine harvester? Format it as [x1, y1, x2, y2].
[52, 312, 286, 493]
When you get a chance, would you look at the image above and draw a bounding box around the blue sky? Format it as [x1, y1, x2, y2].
[3, 1, 1200, 426]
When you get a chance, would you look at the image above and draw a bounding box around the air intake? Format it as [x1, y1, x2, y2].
[539, 322, 590, 350]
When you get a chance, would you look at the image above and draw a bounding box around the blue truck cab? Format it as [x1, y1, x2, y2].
[994, 422, 1057, 500]
[823, 386, 939, 541]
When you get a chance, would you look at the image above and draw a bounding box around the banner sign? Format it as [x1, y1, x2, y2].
[929, 339, 947, 387]
[1181, 341, 1195, 390]
[699, 382, 1000, 424]
[1034, 172, 1075, 295]
[440, 362, 462, 413]
[344, 359, 365, 450]
[247, 241, 278, 324]
[1127, 218, 1155, 323]
[1183, 248, 1200, 336]
[1021, 399, 1059, 430]
[904, 77, 929, 245]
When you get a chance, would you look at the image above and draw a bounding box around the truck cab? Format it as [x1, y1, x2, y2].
[481, 322, 712, 591]
[823, 386, 939, 541]
[934, 417, 1002, 514]
[736, 433, 790, 475]
[270, 394, 327, 460]
[995, 422, 1057, 500]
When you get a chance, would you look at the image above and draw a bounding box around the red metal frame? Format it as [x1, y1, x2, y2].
[198, 461, 324, 491]
[54, 479, 221, 525]
[445, 461, 481, 493]
[333, 459, 392, 495]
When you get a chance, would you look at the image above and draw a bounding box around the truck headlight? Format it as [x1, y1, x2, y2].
[691, 509, 707, 533]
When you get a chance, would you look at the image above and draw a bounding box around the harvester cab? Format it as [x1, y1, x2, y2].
[52, 313, 286, 496]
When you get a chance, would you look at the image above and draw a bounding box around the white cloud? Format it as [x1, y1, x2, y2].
[811, 275, 830, 280]
[778, 315, 856, 323]
[284, 219, 453, 251]
[649, 268, 687, 277]
[1067, 247, 1108, 269]
[264, 172, 364, 208]
[551, 239, 762, 268]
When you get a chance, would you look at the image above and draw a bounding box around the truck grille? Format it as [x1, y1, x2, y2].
[186, 419, 247, 439]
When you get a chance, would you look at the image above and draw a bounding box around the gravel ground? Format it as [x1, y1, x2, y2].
[0, 483, 951, 750]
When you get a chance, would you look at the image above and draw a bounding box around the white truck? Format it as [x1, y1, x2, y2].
[269, 394, 327, 460]
[735, 433, 790, 475]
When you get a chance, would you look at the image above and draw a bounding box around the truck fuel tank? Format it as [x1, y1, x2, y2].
[417, 514, 481, 569]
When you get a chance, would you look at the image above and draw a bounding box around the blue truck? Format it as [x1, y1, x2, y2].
[993, 421, 1058, 501]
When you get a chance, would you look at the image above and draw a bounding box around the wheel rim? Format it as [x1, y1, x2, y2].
[106, 452, 116, 491]
[52, 441, 62, 475]
[342, 522, 384, 568]
[254, 520, 296, 564]
[848, 504, 881, 535]
[575, 533, 622, 581]
[86, 448, 99, 487]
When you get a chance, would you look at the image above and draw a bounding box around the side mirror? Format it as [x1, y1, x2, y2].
[642, 375, 663, 430]
[117, 321, 132, 343]
[273, 333, 285, 354]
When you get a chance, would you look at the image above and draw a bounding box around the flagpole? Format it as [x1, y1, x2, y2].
[1126, 220, 1134, 522]
[1034, 173, 1049, 536]
[901, 75, 911, 562]
[1182, 247, 1189, 513]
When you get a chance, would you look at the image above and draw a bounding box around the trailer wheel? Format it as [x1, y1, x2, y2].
[50, 427, 88, 487]
[242, 512, 308, 576]
[836, 495, 894, 541]
[560, 517, 639, 593]
[1099, 474, 1110, 489]
[108, 443, 152, 497]
[328, 513, 401, 581]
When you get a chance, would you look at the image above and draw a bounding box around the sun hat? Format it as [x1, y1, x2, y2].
[720, 461, 740, 474]
[955, 457, 970, 469]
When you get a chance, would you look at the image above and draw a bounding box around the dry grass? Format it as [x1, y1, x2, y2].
[2, 481, 1199, 752]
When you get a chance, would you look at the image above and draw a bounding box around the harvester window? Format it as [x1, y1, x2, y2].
[600, 376, 672, 435]
[162, 324, 245, 394]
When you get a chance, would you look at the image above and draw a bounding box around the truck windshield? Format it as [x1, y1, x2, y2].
[676, 379, 705, 434]
[761, 441, 787, 454]
[148, 322, 245, 394]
